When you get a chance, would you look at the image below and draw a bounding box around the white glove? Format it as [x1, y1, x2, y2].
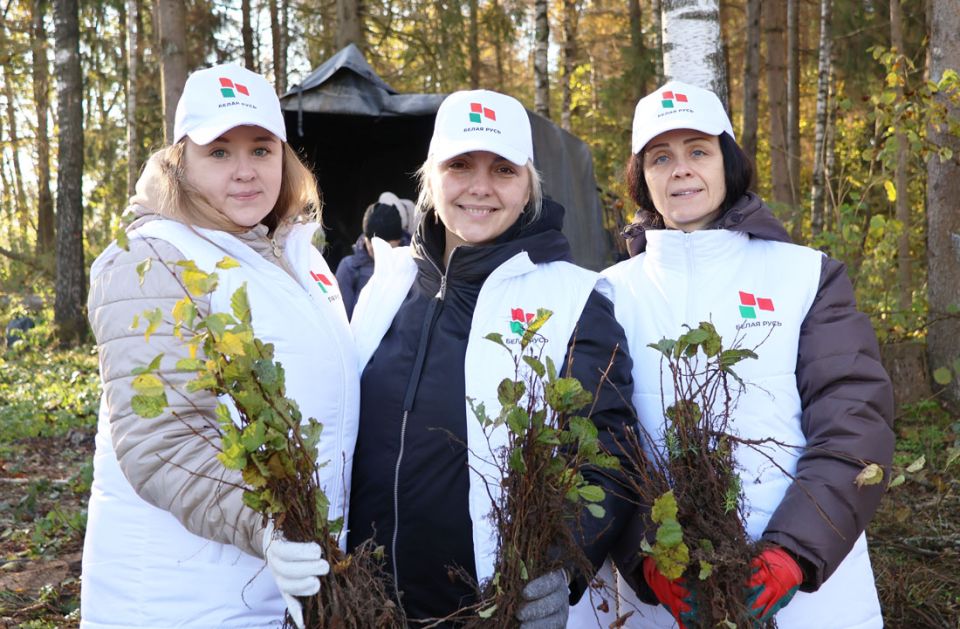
[262, 520, 330, 629]
[516, 568, 570, 629]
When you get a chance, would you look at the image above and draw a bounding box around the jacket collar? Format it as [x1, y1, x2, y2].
[623, 192, 791, 257]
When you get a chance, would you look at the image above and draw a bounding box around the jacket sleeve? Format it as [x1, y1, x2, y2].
[88, 237, 266, 558]
[561, 289, 639, 603]
[761, 256, 895, 591]
[335, 255, 358, 319]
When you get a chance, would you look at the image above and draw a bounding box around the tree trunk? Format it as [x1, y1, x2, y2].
[469, 0, 479, 89]
[652, 0, 663, 84]
[764, 0, 791, 215]
[156, 0, 186, 144]
[279, 0, 288, 92]
[53, 0, 87, 346]
[560, 0, 579, 131]
[627, 0, 649, 102]
[926, 0, 960, 408]
[740, 0, 760, 173]
[269, 0, 285, 93]
[661, 0, 728, 108]
[241, 0, 254, 69]
[32, 0, 55, 254]
[533, 0, 550, 119]
[126, 0, 140, 197]
[3, 67, 29, 246]
[336, 0, 364, 51]
[890, 0, 911, 313]
[492, 0, 504, 90]
[810, 0, 832, 239]
[786, 0, 802, 239]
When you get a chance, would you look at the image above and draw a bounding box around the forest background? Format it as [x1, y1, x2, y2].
[0, 0, 958, 627]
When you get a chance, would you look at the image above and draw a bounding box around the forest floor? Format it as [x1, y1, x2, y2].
[0, 343, 958, 628]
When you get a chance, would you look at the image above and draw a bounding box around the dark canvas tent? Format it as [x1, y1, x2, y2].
[280, 44, 613, 270]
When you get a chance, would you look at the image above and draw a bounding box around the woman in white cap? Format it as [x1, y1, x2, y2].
[347, 89, 637, 627]
[81, 64, 355, 628]
[603, 81, 894, 628]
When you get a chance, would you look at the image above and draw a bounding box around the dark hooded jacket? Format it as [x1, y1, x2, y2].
[334, 235, 374, 318]
[612, 192, 895, 600]
[347, 199, 637, 626]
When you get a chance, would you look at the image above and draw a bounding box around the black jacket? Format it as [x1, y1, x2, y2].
[335, 236, 374, 319]
[347, 199, 637, 625]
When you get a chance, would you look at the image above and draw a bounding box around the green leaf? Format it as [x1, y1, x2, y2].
[240, 420, 267, 451]
[506, 407, 529, 435]
[131, 353, 164, 376]
[578, 484, 605, 503]
[216, 256, 241, 270]
[519, 559, 529, 581]
[508, 447, 526, 473]
[131, 373, 165, 397]
[186, 372, 218, 393]
[945, 447, 959, 470]
[647, 338, 677, 358]
[175, 357, 205, 372]
[497, 378, 526, 406]
[484, 333, 507, 350]
[698, 560, 713, 580]
[545, 356, 557, 382]
[477, 605, 497, 619]
[231, 284, 251, 323]
[522, 355, 546, 378]
[143, 307, 163, 343]
[131, 393, 168, 418]
[888, 474, 906, 489]
[651, 491, 679, 523]
[172, 297, 197, 331]
[933, 367, 953, 385]
[655, 519, 684, 547]
[183, 269, 218, 297]
[586, 503, 606, 519]
[115, 227, 130, 251]
[135, 257, 152, 286]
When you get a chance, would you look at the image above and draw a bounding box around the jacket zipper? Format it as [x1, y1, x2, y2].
[390, 249, 452, 598]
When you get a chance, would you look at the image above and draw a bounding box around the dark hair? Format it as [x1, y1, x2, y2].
[626, 131, 753, 222]
[362, 202, 404, 241]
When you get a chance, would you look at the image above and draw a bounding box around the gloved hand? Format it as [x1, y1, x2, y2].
[643, 556, 697, 629]
[262, 520, 330, 629]
[745, 546, 802, 623]
[515, 568, 570, 629]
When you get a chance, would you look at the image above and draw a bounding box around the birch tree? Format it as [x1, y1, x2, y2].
[533, 0, 550, 118]
[660, 0, 728, 107]
[810, 0, 832, 239]
[156, 0, 186, 143]
[32, 0, 54, 254]
[53, 0, 87, 345]
[926, 0, 960, 408]
[126, 0, 140, 197]
[786, 0, 801, 240]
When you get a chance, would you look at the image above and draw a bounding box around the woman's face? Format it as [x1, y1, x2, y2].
[642, 129, 726, 232]
[183, 125, 283, 228]
[434, 150, 530, 256]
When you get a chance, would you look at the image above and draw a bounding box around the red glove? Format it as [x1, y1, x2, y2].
[643, 556, 696, 628]
[745, 546, 803, 622]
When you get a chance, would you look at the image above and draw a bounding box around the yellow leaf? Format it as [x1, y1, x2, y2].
[905, 455, 925, 473]
[216, 256, 241, 270]
[183, 269, 218, 297]
[143, 307, 163, 343]
[216, 331, 250, 356]
[883, 180, 897, 202]
[131, 373, 165, 397]
[855, 463, 884, 488]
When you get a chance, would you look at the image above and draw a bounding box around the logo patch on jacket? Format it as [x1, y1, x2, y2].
[506, 307, 546, 345]
[310, 270, 340, 303]
[736, 290, 781, 330]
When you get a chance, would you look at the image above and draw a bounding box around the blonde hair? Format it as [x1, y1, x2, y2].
[149, 140, 321, 234]
[415, 154, 543, 223]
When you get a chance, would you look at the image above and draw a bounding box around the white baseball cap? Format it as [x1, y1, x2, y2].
[174, 63, 287, 145]
[428, 89, 534, 167]
[631, 80, 734, 154]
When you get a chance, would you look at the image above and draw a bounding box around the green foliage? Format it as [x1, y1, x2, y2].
[643, 491, 690, 580]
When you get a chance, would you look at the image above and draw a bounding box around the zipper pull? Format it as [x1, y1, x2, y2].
[437, 274, 447, 300]
[271, 236, 282, 259]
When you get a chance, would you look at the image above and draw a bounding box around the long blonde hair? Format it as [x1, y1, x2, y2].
[149, 140, 321, 234]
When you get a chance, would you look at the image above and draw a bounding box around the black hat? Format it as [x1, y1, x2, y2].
[362, 203, 404, 241]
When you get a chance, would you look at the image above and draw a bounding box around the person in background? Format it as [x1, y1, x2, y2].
[81, 63, 354, 629]
[336, 200, 405, 318]
[604, 81, 895, 629]
[347, 89, 637, 628]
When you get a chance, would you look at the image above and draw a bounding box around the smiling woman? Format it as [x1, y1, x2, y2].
[347, 89, 637, 628]
[80, 63, 356, 629]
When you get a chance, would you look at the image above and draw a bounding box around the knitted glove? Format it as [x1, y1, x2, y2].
[262, 521, 330, 629]
[643, 556, 697, 629]
[745, 546, 803, 623]
[515, 569, 570, 629]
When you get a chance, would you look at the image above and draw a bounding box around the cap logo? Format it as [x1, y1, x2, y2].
[219, 77, 250, 99]
[660, 90, 688, 109]
[469, 102, 497, 124]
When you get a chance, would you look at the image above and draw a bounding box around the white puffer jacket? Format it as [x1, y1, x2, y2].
[81, 210, 359, 628]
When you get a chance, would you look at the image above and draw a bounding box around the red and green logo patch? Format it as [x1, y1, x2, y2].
[510, 307, 535, 335]
[739, 291, 774, 319]
[469, 102, 497, 124]
[661, 90, 688, 109]
[219, 77, 250, 99]
[310, 271, 333, 294]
